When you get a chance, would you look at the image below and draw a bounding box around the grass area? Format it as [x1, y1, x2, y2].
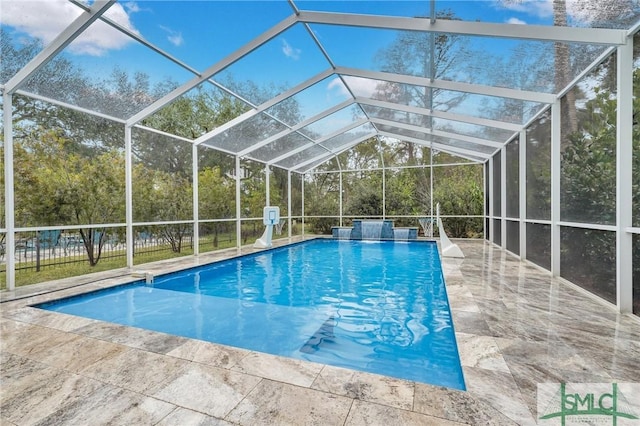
[1, 244, 194, 290]
[0, 230, 309, 290]
[1, 256, 129, 289]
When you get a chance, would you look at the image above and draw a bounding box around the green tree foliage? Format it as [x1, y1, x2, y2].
[559, 67, 640, 305]
[199, 166, 236, 247]
[132, 163, 193, 253]
[154, 173, 193, 253]
[374, 10, 472, 113]
[344, 171, 383, 218]
[13, 131, 125, 265]
[385, 168, 428, 220]
[433, 165, 484, 238]
[304, 169, 340, 234]
[524, 112, 552, 220]
[140, 86, 249, 176]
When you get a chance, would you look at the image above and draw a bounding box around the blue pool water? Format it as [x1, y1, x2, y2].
[38, 239, 465, 390]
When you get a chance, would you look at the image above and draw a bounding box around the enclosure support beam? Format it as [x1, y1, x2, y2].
[301, 177, 305, 237]
[297, 11, 626, 45]
[616, 39, 633, 313]
[370, 117, 503, 149]
[488, 156, 494, 244]
[519, 129, 527, 260]
[127, 15, 298, 126]
[268, 119, 369, 166]
[125, 126, 134, 268]
[377, 132, 490, 160]
[482, 161, 487, 240]
[430, 145, 434, 237]
[356, 97, 522, 132]
[339, 171, 343, 227]
[192, 144, 199, 256]
[235, 156, 242, 254]
[380, 137, 386, 220]
[501, 146, 507, 248]
[3, 93, 16, 290]
[3, 0, 116, 94]
[337, 67, 556, 104]
[265, 165, 270, 206]
[287, 170, 292, 240]
[550, 100, 561, 277]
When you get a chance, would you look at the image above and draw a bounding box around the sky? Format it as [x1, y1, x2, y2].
[0, 0, 636, 122]
[1, 0, 605, 76]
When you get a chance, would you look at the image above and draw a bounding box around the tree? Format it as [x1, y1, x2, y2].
[373, 10, 475, 164]
[13, 131, 126, 265]
[560, 66, 640, 305]
[304, 167, 340, 234]
[199, 166, 236, 247]
[140, 85, 249, 177]
[154, 172, 193, 253]
[433, 164, 484, 238]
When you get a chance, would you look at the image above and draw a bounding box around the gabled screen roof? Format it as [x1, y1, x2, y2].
[2, 0, 638, 172]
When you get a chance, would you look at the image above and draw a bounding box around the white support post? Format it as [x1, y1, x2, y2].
[339, 170, 343, 227]
[488, 156, 494, 243]
[125, 125, 134, 268]
[382, 166, 386, 219]
[192, 144, 199, 256]
[379, 136, 386, 220]
[501, 146, 507, 248]
[483, 161, 487, 240]
[3, 93, 16, 290]
[616, 39, 633, 313]
[287, 170, 292, 240]
[235, 156, 242, 254]
[551, 100, 561, 277]
[519, 129, 527, 259]
[265, 164, 270, 206]
[301, 176, 305, 237]
[430, 144, 434, 234]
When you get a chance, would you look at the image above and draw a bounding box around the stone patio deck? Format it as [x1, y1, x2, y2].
[1, 239, 639, 425]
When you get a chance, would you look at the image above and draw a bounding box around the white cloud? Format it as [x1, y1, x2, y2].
[327, 77, 349, 97]
[281, 39, 301, 60]
[495, 0, 610, 25]
[0, 0, 139, 56]
[160, 25, 184, 47]
[335, 76, 381, 98]
[495, 0, 553, 19]
[506, 17, 527, 25]
[123, 2, 141, 14]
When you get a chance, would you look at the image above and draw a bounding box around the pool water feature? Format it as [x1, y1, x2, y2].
[360, 220, 383, 240]
[37, 239, 465, 390]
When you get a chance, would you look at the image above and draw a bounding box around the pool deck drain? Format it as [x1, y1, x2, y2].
[2, 238, 639, 425]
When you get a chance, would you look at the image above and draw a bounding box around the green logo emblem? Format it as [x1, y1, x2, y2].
[538, 383, 639, 425]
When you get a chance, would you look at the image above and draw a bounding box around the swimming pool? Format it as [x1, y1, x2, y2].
[37, 239, 465, 390]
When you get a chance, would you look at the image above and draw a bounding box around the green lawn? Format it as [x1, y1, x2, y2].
[0, 229, 307, 290]
[0, 244, 195, 289]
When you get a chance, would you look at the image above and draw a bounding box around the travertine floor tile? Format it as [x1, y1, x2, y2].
[345, 399, 467, 426]
[167, 338, 249, 369]
[413, 382, 517, 425]
[156, 407, 232, 426]
[1, 239, 637, 425]
[153, 363, 261, 418]
[230, 351, 323, 387]
[80, 346, 190, 394]
[35, 386, 176, 425]
[312, 365, 415, 411]
[226, 379, 352, 425]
